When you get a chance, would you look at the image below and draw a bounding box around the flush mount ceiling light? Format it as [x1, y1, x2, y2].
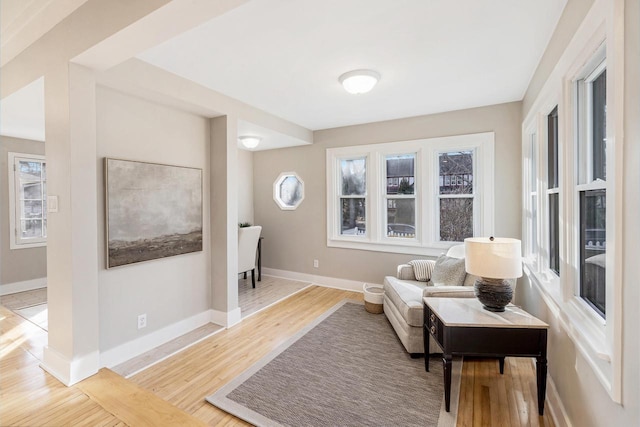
[339, 69, 381, 94]
[239, 136, 261, 149]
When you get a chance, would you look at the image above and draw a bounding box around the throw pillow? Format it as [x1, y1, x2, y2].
[408, 259, 435, 282]
[430, 255, 467, 287]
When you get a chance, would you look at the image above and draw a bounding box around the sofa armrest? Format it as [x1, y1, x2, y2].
[397, 264, 416, 281]
[423, 286, 476, 299]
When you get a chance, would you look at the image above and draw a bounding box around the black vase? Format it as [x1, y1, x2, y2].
[474, 278, 513, 312]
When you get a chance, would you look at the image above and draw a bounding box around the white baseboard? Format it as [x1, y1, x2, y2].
[261, 268, 376, 293]
[100, 309, 215, 369]
[211, 307, 242, 328]
[41, 347, 99, 386]
[546, 373, 572, 427]
[0, 277, 46, 296]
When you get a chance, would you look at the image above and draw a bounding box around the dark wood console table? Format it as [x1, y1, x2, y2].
[423, 297, 549, 415]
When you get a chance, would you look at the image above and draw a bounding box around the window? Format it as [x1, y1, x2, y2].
[438, 151, 474, 242]
[326, 132, 494, 256]
[520, 5, 622, 399]
[546, 106, 560, 275]
[385, 154, 416, 239]
[575, 57, 607, 318]
[339, 157, 367, 236]
[8, 152, 47, 249]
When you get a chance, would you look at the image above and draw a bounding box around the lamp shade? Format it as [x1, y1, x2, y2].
[464, 237, 523, 279]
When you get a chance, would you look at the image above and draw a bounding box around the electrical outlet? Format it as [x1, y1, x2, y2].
[313, 259, 319, 268]
[137, 314, 147, 329]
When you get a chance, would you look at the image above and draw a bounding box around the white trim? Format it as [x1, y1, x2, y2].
[99, 308, 215, 369]
[262, 267, 375, 293]
[41, 347, 99, 386]
[543, 364, 573, 427]
[0, 277, 46, 296]
[211, 307, 242, 328]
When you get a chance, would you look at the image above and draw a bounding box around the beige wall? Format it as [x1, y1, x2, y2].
[253, 102, 522, 285]
[96, 86, 211, 351]
[517, 0, 640, 425]
[237, 148, 254, 225]
[0, 136, 47, 285]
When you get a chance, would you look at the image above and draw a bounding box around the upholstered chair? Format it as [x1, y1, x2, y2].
[238, 226, 262, 288]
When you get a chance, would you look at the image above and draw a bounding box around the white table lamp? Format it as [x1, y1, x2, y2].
[464, 236, 523, 312]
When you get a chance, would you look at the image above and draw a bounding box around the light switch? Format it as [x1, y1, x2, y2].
[47, 195, 58, 213]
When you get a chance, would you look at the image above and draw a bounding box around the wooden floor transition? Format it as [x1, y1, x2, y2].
[0, 284, 555, 426]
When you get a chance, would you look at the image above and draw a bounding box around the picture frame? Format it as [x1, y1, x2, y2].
[105, 158, 203, 268]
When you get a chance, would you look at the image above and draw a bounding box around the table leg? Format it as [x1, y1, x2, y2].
[257, 238, 262, 281]
[424, 326, 430, 372]
[499, 357, 505, 374]
[443, 354, 452, 412]
[536, 356, 547, 415]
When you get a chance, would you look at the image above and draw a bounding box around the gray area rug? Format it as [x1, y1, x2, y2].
[206, 300, 460, 427]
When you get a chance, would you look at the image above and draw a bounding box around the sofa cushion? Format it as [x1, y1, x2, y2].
[408, 259, 436, 281]
[430, 255, 467, 286]
[383, 276, 426, 327]
[423, 286, 476, 298]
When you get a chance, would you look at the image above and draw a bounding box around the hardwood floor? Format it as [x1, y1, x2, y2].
[0, 284, 555, 426]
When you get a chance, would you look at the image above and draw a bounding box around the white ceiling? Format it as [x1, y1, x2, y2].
[138, 0, 567, 131]
[0, 0, 567, 146]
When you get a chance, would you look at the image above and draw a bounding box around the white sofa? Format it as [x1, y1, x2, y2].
[383, 245, 481, 356]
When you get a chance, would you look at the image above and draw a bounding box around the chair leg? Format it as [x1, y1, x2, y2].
[251, 269, 256, 288]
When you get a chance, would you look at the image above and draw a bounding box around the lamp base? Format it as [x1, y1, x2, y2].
[474, 278, 513, 312]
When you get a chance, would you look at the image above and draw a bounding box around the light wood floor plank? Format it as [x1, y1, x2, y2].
[77, 368, 207, 426]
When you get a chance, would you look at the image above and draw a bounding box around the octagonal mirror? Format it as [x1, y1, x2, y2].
[273, 172, 304, 210]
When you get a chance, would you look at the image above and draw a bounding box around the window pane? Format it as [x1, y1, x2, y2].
[20, 182, 42, 199]
[548, 107, 559, 188]
[19, 160, 42, 177]
[440, 198, 473, 241]
[340, 198, 365, 235]
[21, 219, 43, 238]
[592, 70, 606, 181]
[580, 189, 606, 317]
[549, 193, 560, 275]
[386, 154, 415, 195]
[340, 158, 366, 196]
[387, 199, 415, 238]
[530, 133, 537, 189]
[530, 194, 538, 255]
[439, 151, 473, 194]
[22, 200, 43, 218]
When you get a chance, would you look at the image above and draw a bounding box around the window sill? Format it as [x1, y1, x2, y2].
[524, 261, 615, 397]
[327, 238, 454, 257]
[10, 241, 47, 250]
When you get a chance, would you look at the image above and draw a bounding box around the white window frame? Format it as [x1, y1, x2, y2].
[520, 0, 622, 402]
[326, 132, 494, 257]
[573, 45, 607, 317]
[522, 125, 540, 269]
[8, 152, 47, 249]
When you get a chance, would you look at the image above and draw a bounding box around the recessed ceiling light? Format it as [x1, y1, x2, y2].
[239, 136, 261, 149]
[339, 69, 381, 95]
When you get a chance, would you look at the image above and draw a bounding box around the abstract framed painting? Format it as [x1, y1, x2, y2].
[105, 158, 203, 268]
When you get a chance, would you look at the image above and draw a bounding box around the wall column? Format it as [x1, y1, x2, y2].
[42, 62, 100, 385]
[210, 115, 240, 326]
